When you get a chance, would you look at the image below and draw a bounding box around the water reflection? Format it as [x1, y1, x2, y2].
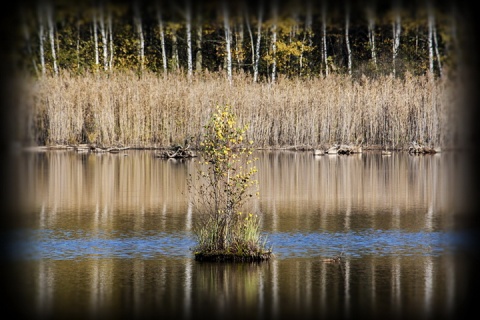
[9, 150, 473, 319]
[10, 227, 461, 261]
[16, 255, 465, 319]
[17, 151, 463, 233]
[257, 151, 459, 233]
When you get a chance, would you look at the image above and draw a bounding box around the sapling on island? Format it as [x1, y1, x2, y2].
[190, 105, 272, 262]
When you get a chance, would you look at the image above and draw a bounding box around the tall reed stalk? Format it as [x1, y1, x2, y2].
[16, 70, 458, 150]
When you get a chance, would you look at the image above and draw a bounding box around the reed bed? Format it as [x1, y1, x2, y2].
[16, 70, 460, 150]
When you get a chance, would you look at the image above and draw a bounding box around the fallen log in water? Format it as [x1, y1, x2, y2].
[408, 142, 438, 154]
[26, 144, 130, 153]
[324, 144, 362, 155]
[91, 146, 130, 153]
[155, 144, 197, 159]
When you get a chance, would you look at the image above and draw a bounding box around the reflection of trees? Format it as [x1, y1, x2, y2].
[17, 150, 464, 318]
[21, 151, 195, 232]
[256, 151, 458, 232]
[26, 252, 460, 318]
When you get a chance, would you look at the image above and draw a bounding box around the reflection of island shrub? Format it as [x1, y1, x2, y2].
[190, 105, 272, 262]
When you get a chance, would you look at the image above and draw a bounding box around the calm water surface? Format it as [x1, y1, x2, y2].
[6, 150, 476, 319]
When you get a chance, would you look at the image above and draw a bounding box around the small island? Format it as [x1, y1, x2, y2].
[190, 105, 272, 262]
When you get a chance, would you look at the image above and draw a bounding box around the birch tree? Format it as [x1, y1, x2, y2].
[427, 2, 442, 77]
[366, 6, 377, 68]
[270, 2, 278, 83]
[427, 3, 434, 75]
[392, 5, 401, 77]
[93, 8, 99, 67]
[14, 0, 455, 79]
[251, 1, 263, 83]
[156, 5, 168, 74]
[223, 2, 232, 84]
[321, 1, 328, 76]
[245, 5, 255, 77]
[46, 3, 58, 75]
[345, 4, 352, 75]
[37, 6, 46, 76]
[186, 0, 193, 78]
[433, 22, 442, 77]
[98, 3, 108, 71]
[108, 10, 113, 69]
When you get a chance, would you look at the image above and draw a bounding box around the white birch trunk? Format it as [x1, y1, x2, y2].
[186, 1, 193, 78]
[345, 5, 352, 76]
[93, 10, 99, 67]
[271, 25, 277, 83]
[156, 7, 167, 74]
[271, 3, 278, 84]
[392, 10, 401, 77]
[46, 4, 58, 75]
[428, 5, 434, 75]
[433, 25, 442, 77]
[253, 2, 263, 83]
[99, 5, 108, 71]
[223, 2, 232, 84]
[428, 3, 442, 77]
[367, 7, 377, 68]
[108, 11, 113, 70]
[76, 19, 80, 70]
[415, 25, 419, 54]
[322, 2, 328, 76]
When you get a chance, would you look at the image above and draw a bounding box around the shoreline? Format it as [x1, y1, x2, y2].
[17, 143, 449, 154]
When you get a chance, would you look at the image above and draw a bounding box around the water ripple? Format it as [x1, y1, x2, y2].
[5, 228, 469, 260]
[7, 230, 196, 260]
[267, 229, 468, 258]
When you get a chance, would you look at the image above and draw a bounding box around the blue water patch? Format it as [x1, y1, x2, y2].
[5, 229, 197, 260]
[267, 229, 470, 259]
[4, 228, 470, 261]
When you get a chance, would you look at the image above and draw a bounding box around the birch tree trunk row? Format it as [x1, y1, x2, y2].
[29, 0, 453, 80]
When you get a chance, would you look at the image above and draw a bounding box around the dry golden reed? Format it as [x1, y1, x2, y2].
[16, 70, 459, 150]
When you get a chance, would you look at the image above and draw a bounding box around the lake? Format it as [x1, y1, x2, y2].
[3, 149, 478, 319]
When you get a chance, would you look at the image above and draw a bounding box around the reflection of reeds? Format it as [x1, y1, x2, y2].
[21, 151, 458, 233]
[256, 151, 458, 232]
[20, 71, 456, 150]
